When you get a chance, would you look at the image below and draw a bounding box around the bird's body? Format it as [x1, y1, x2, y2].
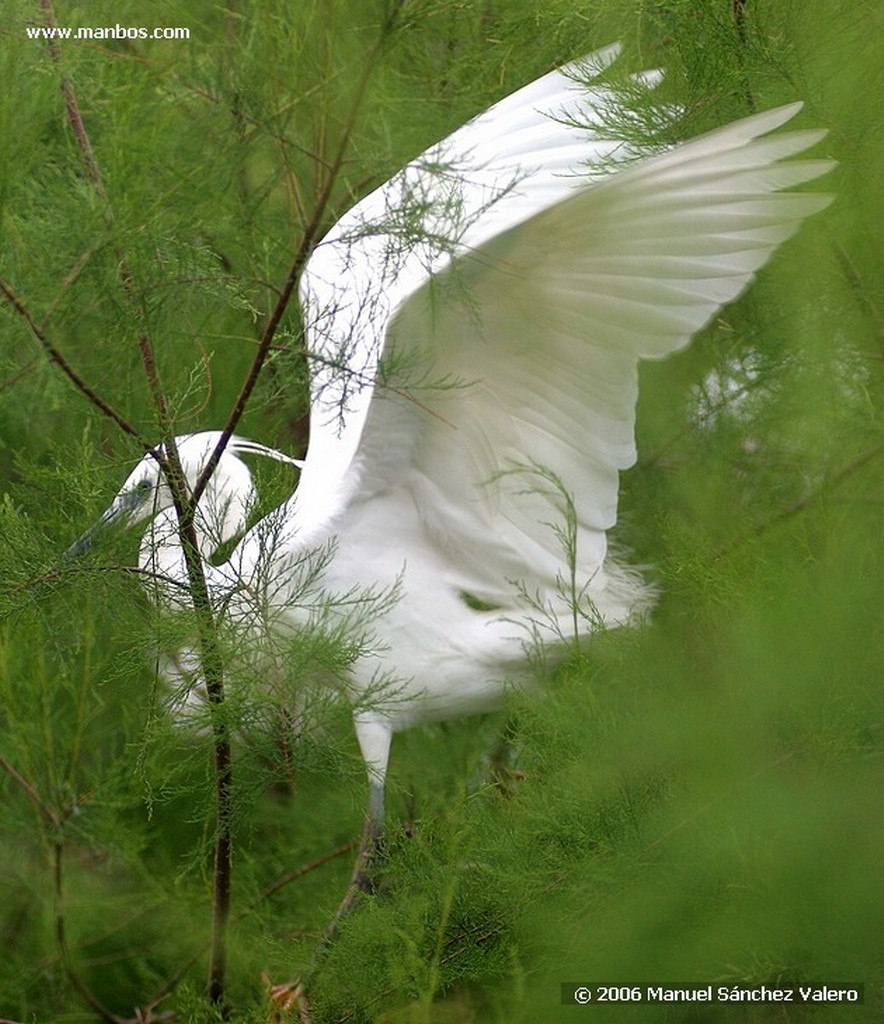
[69, 45, 833, 855]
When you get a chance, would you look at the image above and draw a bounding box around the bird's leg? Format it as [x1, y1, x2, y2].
[344, 779, 385, 896]
[303, 776, 387, 1001]
[486, 716, 524, 798]
[327, 787, 384, 932]
[330, 717, 392, 923]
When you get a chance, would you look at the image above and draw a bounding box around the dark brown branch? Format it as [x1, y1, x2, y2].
[255, 841, 356, 904]
[0, 277, 148, 446]
[191, 0, 408, 507]
[138, 841, 354, 1015]
[155, 453, 233, 1009]
[733, 0, 749, 41]
[0, 755, 62, 831]
[37, 2, 231, 1004]
[40, 0, 107, 198]
[54, 842, 127, 1023]
[731, 0, 755, 109]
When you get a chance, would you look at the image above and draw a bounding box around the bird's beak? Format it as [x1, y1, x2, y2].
[63, 506, 119, 560]
[63, 490, 142, 560]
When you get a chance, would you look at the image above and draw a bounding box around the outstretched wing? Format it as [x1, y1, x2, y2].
[295, 44, 645, 536]
[295, 46, 833, 618]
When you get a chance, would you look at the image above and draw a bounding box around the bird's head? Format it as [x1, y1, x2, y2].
[64, 432, 301, 559]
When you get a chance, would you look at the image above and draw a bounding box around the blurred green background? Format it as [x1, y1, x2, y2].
[0, 0, 881, 1021]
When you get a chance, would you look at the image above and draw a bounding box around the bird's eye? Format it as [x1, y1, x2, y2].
[127, 479, 153, 504]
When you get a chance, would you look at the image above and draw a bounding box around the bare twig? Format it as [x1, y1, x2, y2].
[41, 247, 97, 327]
[255, 841, 356, 905]
[37, 1, 233, 1005]
[0, 356, 41, 392]
[0, 277, 148, 446]
[0, 755, 62, 831]
[715, 440, 884, 557]
[732, 0, 755, 110]
[733, 0, 749, 41]
[191, 0, 409, 508]
[139, 842, 354, 1015]
[39, 0, 107, 198]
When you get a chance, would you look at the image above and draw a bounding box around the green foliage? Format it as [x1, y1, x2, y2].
[1, 0, 882, 1021]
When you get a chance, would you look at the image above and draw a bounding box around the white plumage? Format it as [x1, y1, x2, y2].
[68, 45, 833, 866]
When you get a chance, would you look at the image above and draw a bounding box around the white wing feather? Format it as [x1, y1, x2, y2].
[290, 47, 832, 623]
[295, 44, 641, 534]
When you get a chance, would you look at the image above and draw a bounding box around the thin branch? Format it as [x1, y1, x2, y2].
[154, 456, 233, 1009]
[833, 239, 884, 336]
[41, 247, 97, 327]
[40, 0, 107, 198]
[4, 563, 197, 603]
[138, 274, 283, 300]
[0, 755, 62, 831]
[139, 842, 354, 1015]
[732, 0, 755, 110]
[715, 440, 884, 557]
[54, 842, 127, 1024]
[0, 357, 41, 393]
[254, 841, 356, 905]
[0, 277, 148, 445]
[37, 3, 233, 1004]
[191, 0, 409, 507]
[733, 0, 749, 41]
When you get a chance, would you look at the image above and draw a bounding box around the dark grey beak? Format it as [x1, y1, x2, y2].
[63, 489, 144, 560]
[63, 507, 118, 560]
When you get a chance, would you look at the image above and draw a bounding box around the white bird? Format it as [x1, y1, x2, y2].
[129, 432, 301, 606]
[67, 45, 833, 889]
[68, 433, 301, 716]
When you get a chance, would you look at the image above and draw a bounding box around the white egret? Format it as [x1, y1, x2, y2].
[132, 433, 300, 600]
[68, 45, 833, 891]
[68, 432, 301, 715]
